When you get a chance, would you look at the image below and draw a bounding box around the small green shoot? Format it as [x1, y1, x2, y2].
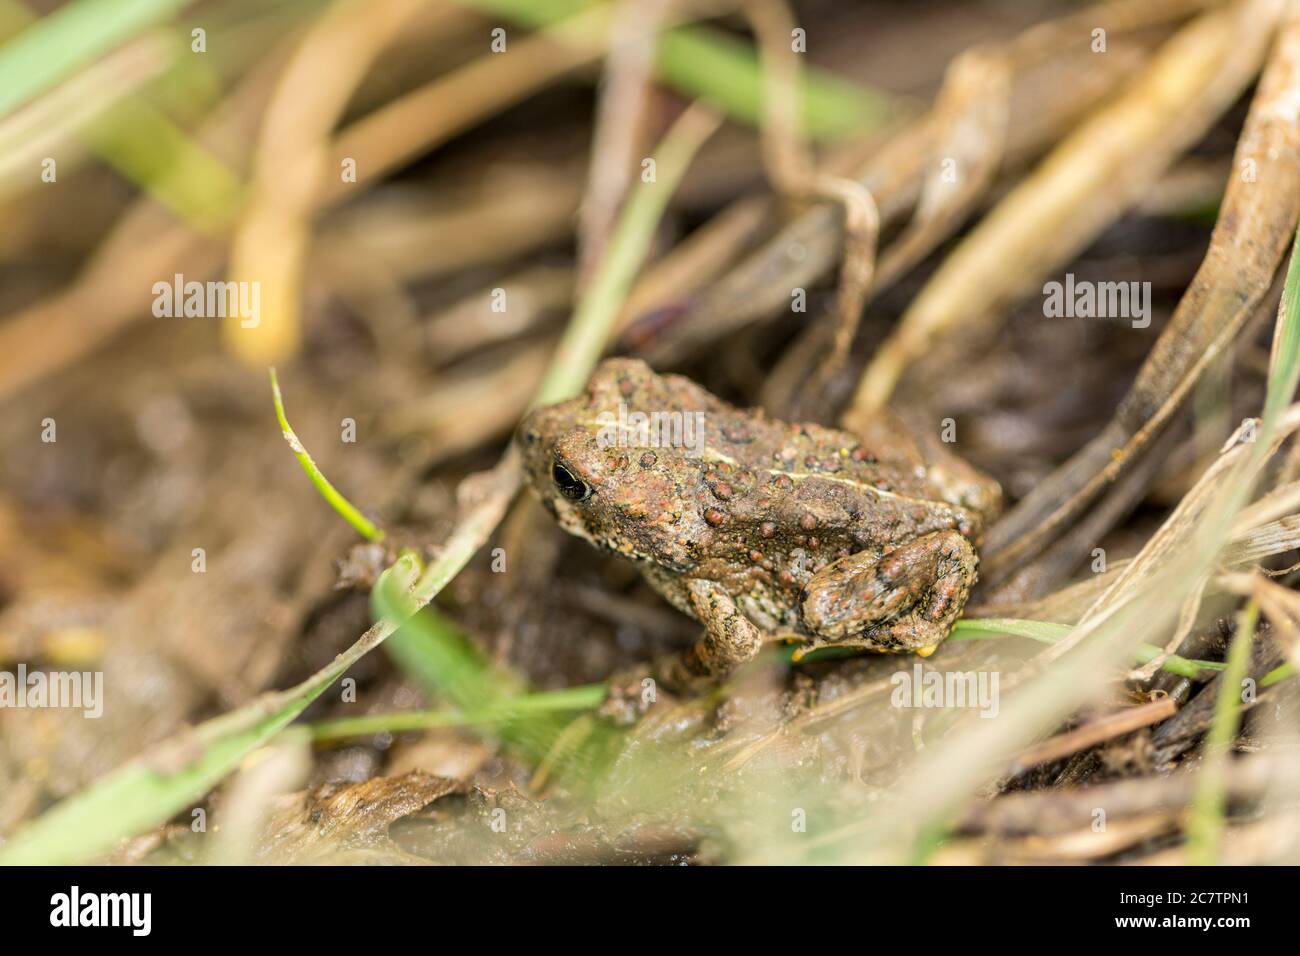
[269, 367, 384, 543]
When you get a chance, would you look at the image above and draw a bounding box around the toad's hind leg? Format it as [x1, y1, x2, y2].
[801, 530, 977, 654]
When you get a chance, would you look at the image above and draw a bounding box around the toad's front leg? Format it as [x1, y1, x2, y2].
[800, 530, 977, 656]
[683, 578, 764, 677]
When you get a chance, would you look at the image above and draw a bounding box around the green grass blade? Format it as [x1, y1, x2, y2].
[270, 368, 385, 542]
[0, 0, 194, 118]
[1263, 227, 1300, 429]
[452, 0, 890, 141]
[0, 1, 245, 229]
[371, 577, 607, 765]
[532, 102, 720, 404]
[1174, 226, 1300, 864]
[784, 618, 1227, 678]
[1184, 602, 1257, 864]
[951, 617, 1226, 678]
[0, 645, 345, 866]
[656, 25, 888, 140]
[0, 553, 421, 866]
[378, 595, 522, 710]
[1260, 661, 1294, 687]
[308, 685, 608, 740]
[950, 617, 1074, 643]
[82, 94, 245, 232]
[786, 616, 1228, 679]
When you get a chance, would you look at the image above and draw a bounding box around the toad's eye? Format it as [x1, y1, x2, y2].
[552, 462, 592, 501]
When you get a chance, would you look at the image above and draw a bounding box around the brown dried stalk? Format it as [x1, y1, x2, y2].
[742, 0, 879, 383]
[1006, 696, 1177, 775]
[983, 0, 1300, 580]
[640, 0, 1181, 369]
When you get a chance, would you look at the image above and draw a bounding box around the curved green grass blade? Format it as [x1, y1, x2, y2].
[270, 367, 385, 542]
